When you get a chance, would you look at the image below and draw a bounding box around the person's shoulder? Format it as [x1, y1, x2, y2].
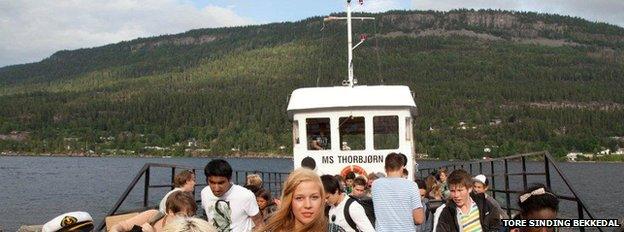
[232, 184, 252, 193]
[231, 184, 255, 198]
[348, 198, 366, 214]
[370, 179, 385, 192]
[485, 194, 498, 206]
[470, 193, 490, 208]
[167, 188, 182, 195]
[373, 177, 391, 186]
[436, 203, 451, 217]
[141, 209, 160, 217]
[348, 196, 365, 208]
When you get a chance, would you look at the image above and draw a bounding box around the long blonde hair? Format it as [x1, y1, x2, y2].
[264, 168, 327, 232]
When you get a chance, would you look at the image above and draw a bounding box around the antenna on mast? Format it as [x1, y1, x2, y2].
[324, 0, 374, 87]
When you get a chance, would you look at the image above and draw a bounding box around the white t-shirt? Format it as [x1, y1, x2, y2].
[159, 188, 182, 214]
[201, 184, 260, 232]
[432, 203, 446, 232]
[328, 194, 376, 232]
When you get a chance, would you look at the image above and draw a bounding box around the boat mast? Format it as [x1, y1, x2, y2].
[347, 0, 354, 87]
[324, 0, 374, 88]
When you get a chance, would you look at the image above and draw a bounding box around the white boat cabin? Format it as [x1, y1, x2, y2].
[287, 85, 418, 180]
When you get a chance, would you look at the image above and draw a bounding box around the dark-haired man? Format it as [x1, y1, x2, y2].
[435, 169, 500, 232]
[322, 175, 375, 232]
[372, 152, 424, 232]
[201, 159, 264, 232]
[350, 176, 369, 199]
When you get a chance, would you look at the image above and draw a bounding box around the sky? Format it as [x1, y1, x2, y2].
[1, 0, 623, 68]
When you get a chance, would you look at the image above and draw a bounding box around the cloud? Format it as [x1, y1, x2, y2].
[0, 0, 254, 67]
[355, 0, 405, 13]
[411, 0, 624, 26]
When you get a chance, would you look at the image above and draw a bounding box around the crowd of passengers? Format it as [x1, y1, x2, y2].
[49, 152, 562, 232]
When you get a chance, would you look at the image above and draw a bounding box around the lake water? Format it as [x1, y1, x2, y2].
[0, 156, 622, 231]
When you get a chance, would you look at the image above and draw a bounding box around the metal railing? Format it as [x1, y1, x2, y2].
[96, 163, 289, 231]
[417, 151, 603, 232]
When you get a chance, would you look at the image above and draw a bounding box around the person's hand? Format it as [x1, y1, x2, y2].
[141, 223, 155, 232]
[273, 199, 281, 207]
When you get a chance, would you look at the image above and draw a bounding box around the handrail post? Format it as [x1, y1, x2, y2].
[171, 167, 176, 190]
[144, 166, 150, 207]
[490, 160, 496, 199]
[578, 202, 585, 232]
[544, 154, 551, 190]
[504, 159, 511, 217]
[521, 156, 528, 190]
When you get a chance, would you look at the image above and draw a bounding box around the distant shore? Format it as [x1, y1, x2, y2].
[0, 151, 293, 159]
[2, 151, 623, 163]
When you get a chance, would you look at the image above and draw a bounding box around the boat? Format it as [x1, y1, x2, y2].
[287, 0, 418, 180]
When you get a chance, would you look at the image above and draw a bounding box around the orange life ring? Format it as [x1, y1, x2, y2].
[340, 165, 367, 178]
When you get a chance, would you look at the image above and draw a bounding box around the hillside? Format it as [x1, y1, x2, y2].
[1, 9, 623, 159]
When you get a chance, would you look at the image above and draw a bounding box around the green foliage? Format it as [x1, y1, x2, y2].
[0, 10, 623, 159]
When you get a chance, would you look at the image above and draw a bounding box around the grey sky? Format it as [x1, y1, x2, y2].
[1, 0, 622, 68]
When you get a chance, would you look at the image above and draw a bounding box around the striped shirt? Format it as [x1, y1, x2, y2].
[459, 201, 482, 232]
[372, 177, 423, 232]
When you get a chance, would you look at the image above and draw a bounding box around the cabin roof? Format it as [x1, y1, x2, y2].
[287, 85, 416, 114]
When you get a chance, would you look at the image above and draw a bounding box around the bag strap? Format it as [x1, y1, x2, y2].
[343, 196, 362, 232]
[425, 201, 432, 221]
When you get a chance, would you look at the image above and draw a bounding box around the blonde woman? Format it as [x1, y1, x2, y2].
[263, 168, 327, 232]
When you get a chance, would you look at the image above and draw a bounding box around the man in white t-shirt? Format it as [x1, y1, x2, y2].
[201, 159, 264, 232]
[321, 175, 375, 232]
[159, 170, 196, 214]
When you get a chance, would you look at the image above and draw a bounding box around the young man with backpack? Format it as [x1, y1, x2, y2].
[321, 175, 376, 232]
[434, 169, 500, 232]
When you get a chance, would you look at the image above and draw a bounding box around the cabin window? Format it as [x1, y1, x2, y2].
[374, 116, 399, 150]
[307, 118, 331, 150]
[293, 120, 300, 145]
[339, 116, 365, 150]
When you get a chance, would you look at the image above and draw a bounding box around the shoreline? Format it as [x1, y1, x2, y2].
[0, 151, 293, 159]
[2, 152, 623, 163]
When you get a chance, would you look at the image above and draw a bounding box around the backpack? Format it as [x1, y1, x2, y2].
[417, 199, 439, 232]
[344, 196, 375, 232]
[426, 199, 444, 221]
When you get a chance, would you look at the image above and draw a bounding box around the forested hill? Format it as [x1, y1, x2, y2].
[1, 9, 623, 159]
